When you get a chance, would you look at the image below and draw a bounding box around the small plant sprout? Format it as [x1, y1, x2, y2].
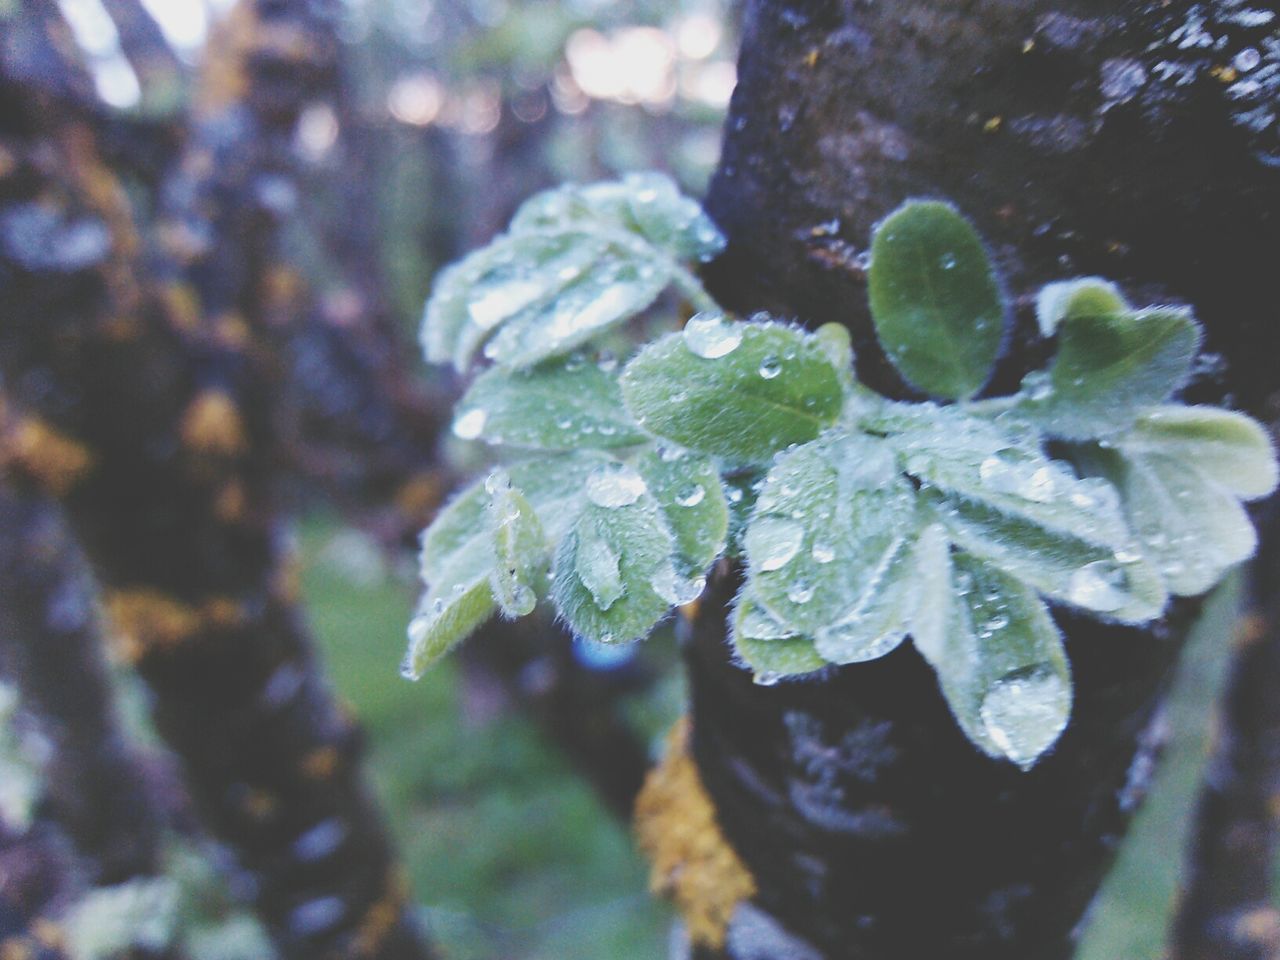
[406, 175, 1278, 770]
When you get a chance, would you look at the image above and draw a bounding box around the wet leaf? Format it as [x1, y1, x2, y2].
[1016, 307, 1201, 440]
[452, 356, 646, 450]
[552, 495, 676, 644]
[486, 472, 549, 618]
[620, 316, 845, 463]
[867, 201, 1006, 400]
[743, 432, 918, 642]
[914, 554, 1072, 770]
[635, 448, 729, 578]
[1034, 277, 1128, 337]
[403, 580, 497, 680]
[422, 175, 722, 372]
[1120, 406, 1278, 499]
[729, 588, 827, 680]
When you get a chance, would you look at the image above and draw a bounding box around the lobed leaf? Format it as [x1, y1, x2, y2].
[913, 553, 1072, 769]
[452, 356, 646, 450]
[867, 200, 1006, 400]
[635, 447, 729, 578]
[620, 316, 845, 463]
[1016, 307, 1201, 440]
[485, 472, 550, 618]
[729, 587, 827, 680]
[1034, 277, 1128, 337]
[1120, 405, 1278, 499]
[403, 579, 497, 680]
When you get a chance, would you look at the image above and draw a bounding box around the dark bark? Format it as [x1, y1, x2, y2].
[0, 484, 168, 886]
[0, 821, 76, 960]
[0, 3, 434, 957]
[682, 0, 1280, 956]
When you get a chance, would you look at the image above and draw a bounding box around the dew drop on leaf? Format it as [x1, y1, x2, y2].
[682, 312, 743, 359]
[754, 671, 782, 687]
[979, 668, 1071, 770]
[1066, 560, 1127, 612]
[746, 517, 805, 571]
[787, 580, 815, 604]
[453, 408, 487, 439]
[585, 462, 648, 508]
[758, 355, 782, 379]
[811, 542, 836, 564]
[676, 484, 706, 507]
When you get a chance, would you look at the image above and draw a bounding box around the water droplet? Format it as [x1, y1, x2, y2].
[1024, 371, 1054, 402]
[676, 484, 706, 507]
[1114, 546, 1142, 564]
[453, 408, 487, 440]
[787, 580, 815, 604]
[754, 671, 782, 687]
[811, 542, 836, 564]
[683, 312, 743, 359]
[980, 667, 1071, 770]
[585, 463, 648, 508]
[939, 253, 957, 270]
[509, 585, 537, 616]
[1067, 561, 1128, 612]
[555, 415, 574, 430]
[727, 486, 745, 504]
[659, 445, 686, 462]
[597, 352, 618, 372]
[746, 517, 805, 571]
[758, 356, 782, 379]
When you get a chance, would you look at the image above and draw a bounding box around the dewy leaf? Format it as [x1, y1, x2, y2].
[867, 200, 1006, 400]
[1035, 277, 1128, 337]
[914, 554, 1072, 770]
[552, 490, 677, 644]
[422, 174, 723, 373]
[452, 355, 646, 450]
[620, 316, 845, 463]
[1015, 307, 1201, 440]
[1108, 450, 1260, 597]
[743, 432, 919, 641]
[403, 579, 497, 680]
[1120, 405, 1279, 499]
[635, 447, 729, 578]
[485, 471, 549, 618]
[730, 587, 827, 681]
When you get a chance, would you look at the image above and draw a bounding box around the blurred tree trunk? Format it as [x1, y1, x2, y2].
[657, 1, 1280, 957]
[0, 2, 434, 957]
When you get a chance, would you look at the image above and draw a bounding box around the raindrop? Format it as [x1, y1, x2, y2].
[585, 463, 648, 508]
[453, 408, 487, 440]
[811, 542, 836, 564]
[758, 356, 782, 379]
[787, 580, 815, 604]
[683, 312, 744, 359]
[980, 668, 1071, 770]
[754, 671, 782, 687]
[509, 585, 537, 616]
[746, 517, 805, 571]
[939, 253, 958, 270]
[676, 484, 706, 507]
[1067, 561, 1127, 612]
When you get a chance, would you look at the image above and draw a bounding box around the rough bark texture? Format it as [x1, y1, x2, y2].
[0, 3, 434, 957]
[684, 1, 1280, 957]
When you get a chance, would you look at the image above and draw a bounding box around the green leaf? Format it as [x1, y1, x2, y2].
[743, 432, 918, 640]
[867, 200, 1006, 400]
[620, 316, 845, 463]
[1108, 450, 1259, 597]
[419, 452, 605, 586]
[635, 447, 729, 578]
[485, 472, 549, 618]
[913, 554, 1072, 770]
[1016, 307, 1201, 440]
[452, 356, 646, 450]
[403, 579, 498, 680]
[1120, 406, 1278, 499]
[1035, 277, 1128, 337]
[551, 481, 677, 643]
[422, 175, 723, 372]
[729, 588, 827, 680]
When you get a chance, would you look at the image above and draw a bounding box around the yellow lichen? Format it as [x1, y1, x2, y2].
[105, 589, 202, 662]
[635, 717, 757, 949]
[181, 389, 247, 457]
[2, 416, 93, 496]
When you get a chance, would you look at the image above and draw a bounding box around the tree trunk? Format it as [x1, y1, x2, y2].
[673, 0, 1280, 956]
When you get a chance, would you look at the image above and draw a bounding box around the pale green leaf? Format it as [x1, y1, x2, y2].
[1035, 277, 1128, 337]
[743, 432, 918, 637]
[1111, 451, 1259, 597]
[552, 495, 676, 643]
[635, 447, 729, 578]
[730, 588, 826, 680]
[867, 200, 1006, 400]
[1016, 307, 1201, 440]
[914, 554, 1072, 770]
[402, 579, 498, 679]
[620, 316, 845, 463]
[452, 356, 646, 450]
[486, 472, 549, 618]
[1120, 405, 1278, 499]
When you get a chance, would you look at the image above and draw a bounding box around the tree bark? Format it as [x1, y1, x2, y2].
[676, 0, 1280, 957]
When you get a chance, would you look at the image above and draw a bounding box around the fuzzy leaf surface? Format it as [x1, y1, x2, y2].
[486, 473, 549, 617]
[1119, 406, 1278, 499]
[636, 448, 729, 577]
[867, 201, 1005, 400]
[620, 317, 845, 463]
